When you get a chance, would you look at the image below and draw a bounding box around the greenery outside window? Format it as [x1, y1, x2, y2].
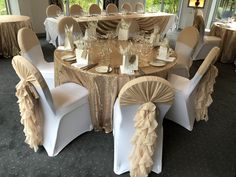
[146, 0, 179, 14]
[65, 0, 98, 12]
[0, 0, 8, 15]
[215, 0, 236, 20]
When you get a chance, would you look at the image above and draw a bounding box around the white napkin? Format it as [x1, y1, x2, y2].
[75, 48, 88, 65]
[118, 19, 131, 41]
[64, 25, 74, 50]
[150, 25, 160, 46]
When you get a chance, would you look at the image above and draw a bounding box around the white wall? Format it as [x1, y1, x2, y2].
[178, 0, 212, 29]
[9, 0, 49, 33]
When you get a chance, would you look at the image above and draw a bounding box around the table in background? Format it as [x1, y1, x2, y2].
[44, 12, 176, 47]
[0, 15, 32, 58]
[210, 22, 236, 65]
[54, 40, 177, 133]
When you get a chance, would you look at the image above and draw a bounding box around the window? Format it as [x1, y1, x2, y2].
[68, 0, 98, 11]
[215, 0, 236, 19]
[146, 0, 179, 13]
[0, 0, 8, 15]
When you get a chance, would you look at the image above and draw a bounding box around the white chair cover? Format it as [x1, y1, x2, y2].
[46, 4, 62, 17]
[134, 2, 144, 13]
[12, 55, 52, 152]
[69, 4, 83, 16]
[89, 4, 101, 15]
[170, 26, 199, 78]
[106, 3, 118, 14]
[58, 16, 82, 46]
[12, 55, 93, 156]
[121, 2, 132, 13]
[166, 47, 220, 131]
[114, 76, 174, 176]
[17, 27, 55, 89]
[192, 9, 221, 60]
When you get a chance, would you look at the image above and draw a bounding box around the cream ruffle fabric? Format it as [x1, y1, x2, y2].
[195, 65, 218, 121]
[12, 56, 49, 152]
[15, 81, 43, 152]
[118, 76, 174, 177]
[129, 102, 158, 177]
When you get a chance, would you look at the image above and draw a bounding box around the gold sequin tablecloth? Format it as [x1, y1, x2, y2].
[0, 15, 32, 58]
[209, 22, 236, 63]
[54, 40, 177, 133]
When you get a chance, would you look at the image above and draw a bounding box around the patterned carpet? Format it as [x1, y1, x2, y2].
[0, 37, 235, 177]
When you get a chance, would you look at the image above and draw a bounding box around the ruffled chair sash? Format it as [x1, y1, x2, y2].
[129, 102, 159, 177]
[195, 65, 218, 121]
[119, 76, 174, 177]
[15, 80, 43, 152]
[12, 56, 51, 152]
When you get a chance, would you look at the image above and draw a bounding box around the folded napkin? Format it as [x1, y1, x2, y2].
[64, 25, 74, 50]
[118, 19, 131, 41]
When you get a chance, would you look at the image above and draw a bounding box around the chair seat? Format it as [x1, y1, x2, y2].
[51, 83, 89, 115]
[38, 62, 54, 73]
[204, 35, 221, 45]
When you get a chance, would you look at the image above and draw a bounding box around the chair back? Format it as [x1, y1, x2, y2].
[175, 26, 199, 66]
[189, 47, 220, 94]
[46, 4, 62, 17]
[12, 55, 54, 111]
[17, 27, 45, 66]
[193, 9, 205, 41]
[89, 4, 101, 15]
[69, 4, 83, 16]
[121, 2, 132, 13]
[12, 55, 55, 151]
[118, 76, 174, 177]
[58, 16, 82, 45]
[134, 2, 144, 13]
[106, 3, 118, 14]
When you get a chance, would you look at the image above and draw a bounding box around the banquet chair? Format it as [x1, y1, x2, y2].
[58, 16, 82, 46]
[12, 55, 93, 157]
[89, 4, 101, 15]
[46, 4, 62, 17]
[169, 26, 200, 78]
[69, 4, 83, 16]
[17, 27, 54, 89]
[113, 76, 174, 176]
[166, 47, 220, 131]
[106, 3, 118, 15]
[192, 9, 221, 60]
[134, 2, 144, 13]
[120, 2, 132, 13]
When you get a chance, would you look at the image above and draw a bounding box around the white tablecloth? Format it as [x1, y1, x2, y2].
[44, 12, 176, 47]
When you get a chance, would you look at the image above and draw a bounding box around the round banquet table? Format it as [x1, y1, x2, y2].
[0, 15, 32, 58]
[54, 40, 177, 133]
[209, 22, 236, 64]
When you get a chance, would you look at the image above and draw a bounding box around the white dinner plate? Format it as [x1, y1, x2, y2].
[61, 54, 76, 61]
[149, 60, 166, 67]
[156, 56, 176, 62]
[95, 66, 112, 73]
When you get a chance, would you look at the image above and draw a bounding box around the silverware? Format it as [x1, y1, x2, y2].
[107, 64, 111, 73]
[138, 67, 146, 75]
